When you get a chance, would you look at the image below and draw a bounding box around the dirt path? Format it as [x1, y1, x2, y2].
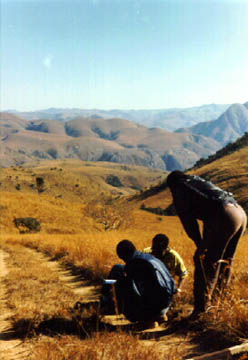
[0, 244, 101, 360]
[0, 244, 245, 360]
[43, 253, 101, 301]
[22, 249, 199, 358]
[0, 244, 194, 359]
[0, 250, 30, 360]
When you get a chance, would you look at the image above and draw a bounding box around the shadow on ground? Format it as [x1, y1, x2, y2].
[7, 311, 174, 341]
[162, 317, 240, 359]
[9, 314, 108, 340]
[4, 304, 241, 359]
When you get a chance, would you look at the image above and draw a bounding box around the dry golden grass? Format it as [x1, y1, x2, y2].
[192, 146, 248, 208]
[0, 153, 247, 358]
[0, 236, 187, 360]
[137, 146, 248, 211]
[1, 223, 247, 341]
[29, 332, 185, 360]
[0, 159, 165, 233]
[0, 207, 195, 281]
[200, 236, 248, 343]
[1, 228, 247, 358]
[0, 159, 165, 200]
[1, 243, 79, 330]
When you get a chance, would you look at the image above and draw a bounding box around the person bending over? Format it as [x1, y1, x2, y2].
[166, 170, 247, 318]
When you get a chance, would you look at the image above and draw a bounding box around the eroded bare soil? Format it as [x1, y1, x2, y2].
[0, 250, 30, 359]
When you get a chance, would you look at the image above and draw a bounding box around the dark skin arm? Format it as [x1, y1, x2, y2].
[172, 186, 206, 251]
[170, 182, 207, 253]
[177, 210, 203, 249]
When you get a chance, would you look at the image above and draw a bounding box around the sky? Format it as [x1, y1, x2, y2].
[1, 0, 248, 111]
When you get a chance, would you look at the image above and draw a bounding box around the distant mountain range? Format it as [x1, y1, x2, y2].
[176, 102, 248, 146]
[0, 113, 219, 170]
[1, 102, 247, 170]
[6, 103, 229, 131]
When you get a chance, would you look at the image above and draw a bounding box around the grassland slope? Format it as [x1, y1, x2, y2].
[132, 135, 248, 214]
[0, 151, 247, 358]
[0, 159, 166, 234]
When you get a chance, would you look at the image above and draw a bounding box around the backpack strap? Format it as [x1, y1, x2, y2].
[182, 175, 236, 205]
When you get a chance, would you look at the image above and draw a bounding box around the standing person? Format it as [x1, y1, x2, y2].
[101, 239, 176, 326]
[166, 170, 247, 318]
[144, 233, 188, 292]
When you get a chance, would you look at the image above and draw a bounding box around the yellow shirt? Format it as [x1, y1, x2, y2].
[143, 246, 187, 280]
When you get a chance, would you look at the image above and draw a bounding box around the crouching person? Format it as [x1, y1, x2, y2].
[144, 233, 188, 292]
[100, 239, 177, 327]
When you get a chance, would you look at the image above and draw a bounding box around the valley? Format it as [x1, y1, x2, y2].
[1, 102, 247, 171]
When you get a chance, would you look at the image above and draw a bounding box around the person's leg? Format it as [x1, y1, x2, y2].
[201, 217, 224, 300]
[123, 301, 170, 323]
[109, 272, 166, 322]
[192, 249, 210, 314]
[203, 203, 247, 302]
[100, 264, 125, 314]
[217, 204, 247, 290]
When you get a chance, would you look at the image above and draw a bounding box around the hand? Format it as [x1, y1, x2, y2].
[175, 288, 182, 295]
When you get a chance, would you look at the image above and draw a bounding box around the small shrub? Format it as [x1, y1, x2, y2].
[106, 175, 123, 188]
[13, 217, 41, 234]
[36, 177, 45, 193]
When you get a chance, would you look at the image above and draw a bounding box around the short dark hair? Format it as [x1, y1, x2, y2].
[116, 239, 136, 261]
[166, 170, 187, 188]
[152, 233, 169, 250]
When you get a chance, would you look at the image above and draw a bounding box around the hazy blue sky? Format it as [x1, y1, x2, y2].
[1, 0, 248, 111]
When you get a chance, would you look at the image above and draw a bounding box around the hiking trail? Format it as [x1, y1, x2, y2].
[0, 250, 30, 360]
[0, 244, 247, 360]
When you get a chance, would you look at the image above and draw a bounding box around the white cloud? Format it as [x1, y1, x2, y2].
[43, 55, 53, 69]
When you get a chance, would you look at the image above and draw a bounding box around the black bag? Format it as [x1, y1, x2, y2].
[182, 175, 236, 206]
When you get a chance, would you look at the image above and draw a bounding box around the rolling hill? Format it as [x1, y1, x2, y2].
[0, 112, 220, 170]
